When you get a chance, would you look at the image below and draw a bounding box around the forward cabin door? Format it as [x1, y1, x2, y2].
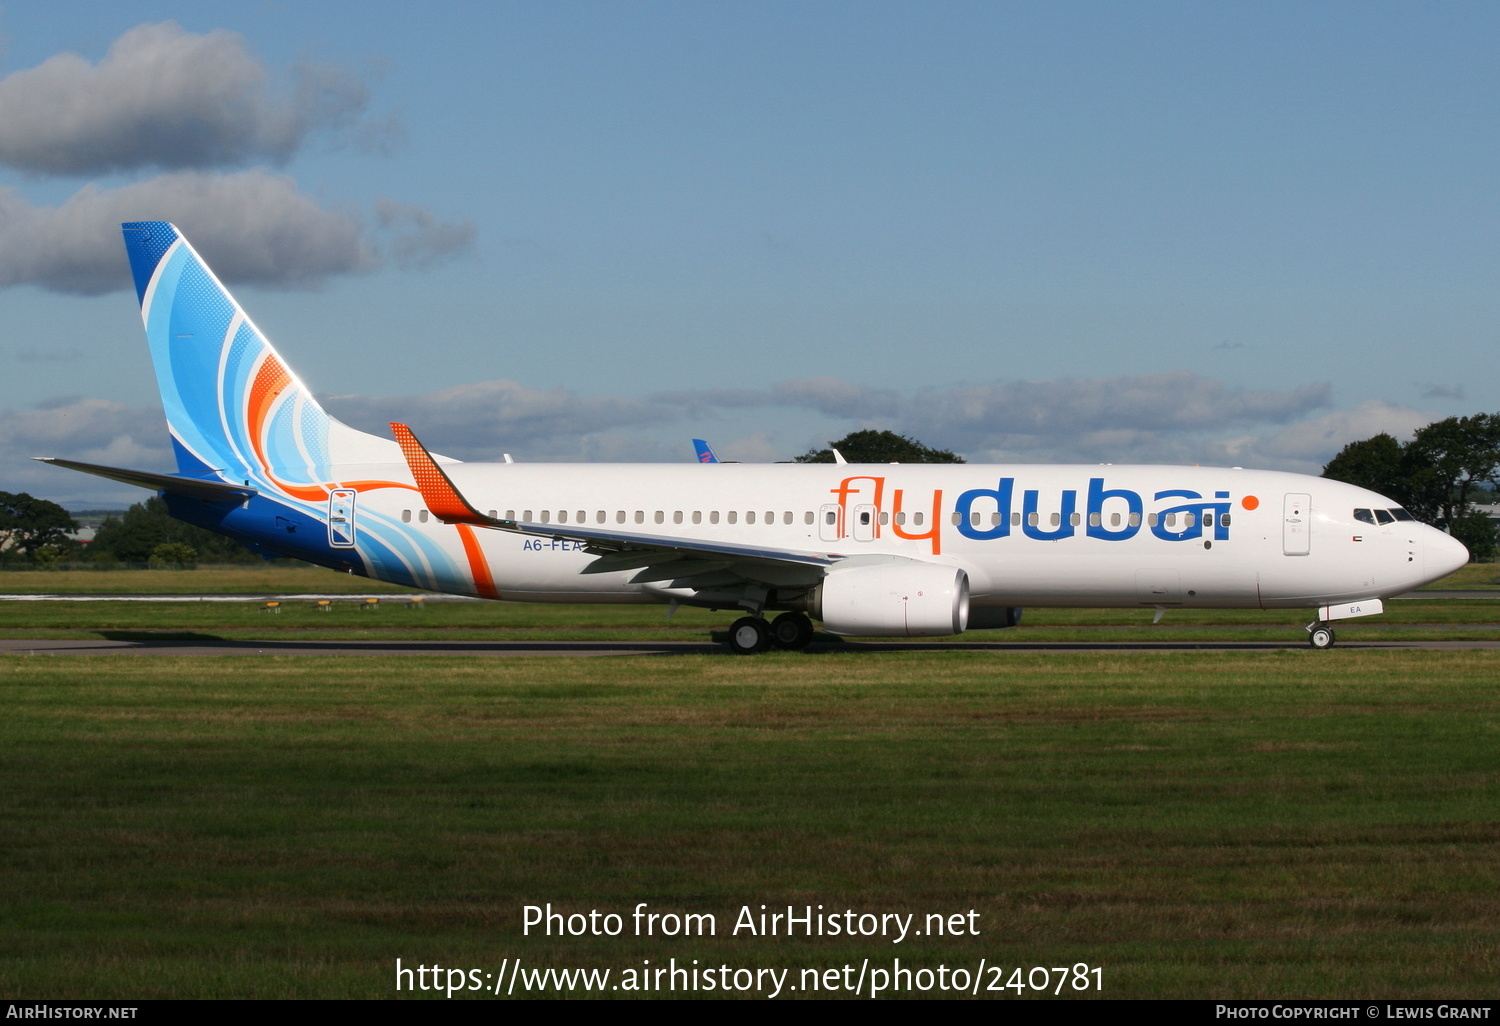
[1283, 493, 1310, 556]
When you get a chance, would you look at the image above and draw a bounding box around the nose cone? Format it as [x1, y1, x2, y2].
[1425, 529, 1470, 581]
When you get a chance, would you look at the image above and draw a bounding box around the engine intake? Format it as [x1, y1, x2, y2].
[810, 562, 970, 637]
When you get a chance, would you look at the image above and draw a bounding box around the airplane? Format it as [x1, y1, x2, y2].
[37, 222, 1469, 654]
[692, 439, 719, 463]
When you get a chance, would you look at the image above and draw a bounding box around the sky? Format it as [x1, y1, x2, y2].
[0, 1, 1496, 506]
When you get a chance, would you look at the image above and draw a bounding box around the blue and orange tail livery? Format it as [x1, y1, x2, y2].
[121, 221, 397, 492]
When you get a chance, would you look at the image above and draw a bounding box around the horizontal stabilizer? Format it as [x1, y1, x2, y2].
[32, 457, 257, 501]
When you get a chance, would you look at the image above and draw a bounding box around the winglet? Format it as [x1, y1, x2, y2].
[390, 423, 501, 527]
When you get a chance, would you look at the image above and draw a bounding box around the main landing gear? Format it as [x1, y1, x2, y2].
[1306, 622, 1336, 650]
[726, 612, 815, 655]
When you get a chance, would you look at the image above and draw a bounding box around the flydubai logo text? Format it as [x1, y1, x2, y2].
[830, 476, 1261, 555]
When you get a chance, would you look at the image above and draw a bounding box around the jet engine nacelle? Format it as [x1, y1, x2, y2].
[810, 562, 970, 637]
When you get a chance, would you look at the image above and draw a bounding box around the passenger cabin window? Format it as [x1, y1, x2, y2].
[401, 510, 411, 523]
[418, 510, 429, 523]
[747, 511, 756, 524]
[1354, 508, 1376, 524]
[615, 510, 625, 524]
[634, 511, 644, 524]
[804, 512, 814, 525]
[692, 511, 702, 525]
[710, 511, 720, 524]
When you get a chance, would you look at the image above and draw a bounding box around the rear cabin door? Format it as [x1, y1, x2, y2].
[328, 489, 357, 548]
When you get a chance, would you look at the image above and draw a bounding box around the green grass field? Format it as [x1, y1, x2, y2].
[2, 568, 1498, 999]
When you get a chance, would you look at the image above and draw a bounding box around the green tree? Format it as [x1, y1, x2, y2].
[149, 542, 199, 568]
[793, 430, 965, 464]
[0, 492, 77, 562]
[90, 497, 259, 563]
[1322, 433, 1409, 507]
[1450, 507, 1498, 563]
[1399, 414, 1500, 529]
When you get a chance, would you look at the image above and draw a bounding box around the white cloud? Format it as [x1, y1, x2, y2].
[0, 22, 373, 175]
[375, 197, 476, 269]
[1210, 399, 1433, 474]
[1, 374, 1437, 507]
[321, 380, 671, 461]
[0, 171, 377, 294]
[1, 397, 172, 504]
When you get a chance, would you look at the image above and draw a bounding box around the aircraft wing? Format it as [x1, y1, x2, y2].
[390, 424, 837, 585]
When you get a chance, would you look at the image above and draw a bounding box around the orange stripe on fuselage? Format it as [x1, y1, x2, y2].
[455, 524, 500, 599]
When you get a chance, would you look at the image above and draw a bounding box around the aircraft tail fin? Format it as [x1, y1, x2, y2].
[692, 439, 719, 463]
[121, 222, 400, 497]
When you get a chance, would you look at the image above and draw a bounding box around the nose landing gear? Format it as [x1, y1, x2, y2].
[1306, 622, 1336, 649]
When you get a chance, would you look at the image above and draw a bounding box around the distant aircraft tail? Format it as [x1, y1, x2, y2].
[121, 221, 399, 494]
[692, 439, 719, 463]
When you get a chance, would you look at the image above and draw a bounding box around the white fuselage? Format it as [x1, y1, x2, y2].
[327, 461, 1467, 610]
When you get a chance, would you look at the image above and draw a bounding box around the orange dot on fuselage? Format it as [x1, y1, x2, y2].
[1242, 495, 1260, 510]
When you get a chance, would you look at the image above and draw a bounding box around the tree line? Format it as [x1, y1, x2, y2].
[1322, 414, 1499, 561]
[0, 493, 262, 567]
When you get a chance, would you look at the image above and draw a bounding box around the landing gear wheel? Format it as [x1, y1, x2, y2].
[727, 616, 771, 655]
[770, 612, 815, 650]
[1308, 625, 1336, 650]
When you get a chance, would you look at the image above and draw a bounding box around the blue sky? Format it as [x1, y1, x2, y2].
[1, 1, 1496, 505]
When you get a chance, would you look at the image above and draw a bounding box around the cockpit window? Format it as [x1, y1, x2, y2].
[1388, 508, 1415, 522]
[1353, 508, 1376, 524]
[1374, 509, 1395, 525]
